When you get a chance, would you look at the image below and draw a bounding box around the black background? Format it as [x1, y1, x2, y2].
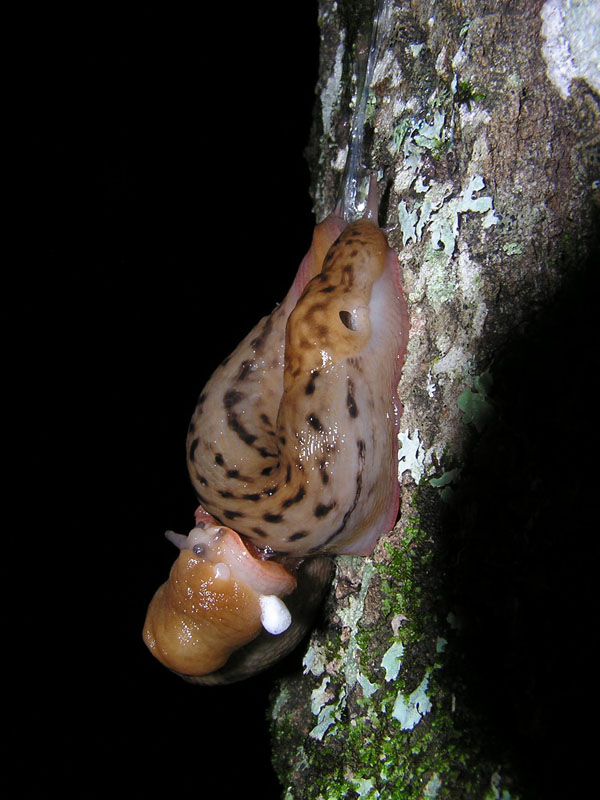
[7, 5, 600, 798]
[8, 4, 319, 796]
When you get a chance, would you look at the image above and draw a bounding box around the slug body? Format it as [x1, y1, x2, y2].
[186, 192, 408, 558]
[143, 182, 409, 682]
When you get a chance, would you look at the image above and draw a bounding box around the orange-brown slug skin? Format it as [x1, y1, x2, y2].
[144, 551, 262, 676]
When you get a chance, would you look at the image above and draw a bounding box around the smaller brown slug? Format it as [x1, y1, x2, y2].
[143, 509, 298, 677]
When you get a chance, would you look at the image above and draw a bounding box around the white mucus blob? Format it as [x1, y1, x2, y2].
[259, 594, 292, 635]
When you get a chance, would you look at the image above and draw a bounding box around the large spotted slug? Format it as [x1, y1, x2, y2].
[185, 178, 406, 559]
[143, 0, 408, 684]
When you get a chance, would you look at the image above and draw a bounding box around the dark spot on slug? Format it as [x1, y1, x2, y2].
[261, 465, 275, 476]
[314, 501, 336, 518]
[319, 460, 329, 484]
[285, 464, 292, 483]
[189, 438, 199, 461]
[219, 490, 235, 498]
[346, 378, 358, 418]
[288, 531, 308, 541]
[263, 485, 279, 496]
[227, 413, 258, 446]
[236, 360, 254, 381]
[260, 413, 272, 427]
[258, 446, 277, 458]
[223, 389, 245, 409]
[320, 285, 336, 293]
[226, 469, 240, 478]
[215, 453, 224, 466]
[307, 414, 323, 432]
[282, 487, 306, 508]
[242, 493, 261, 502]
[264, 512, 284, 523]
[224, 510, 244, 520]
[279, 435, 286, 445]
[333, 479, 362, 541]
[313, 440, 367, 552]
[305, 370, 319, 395]
[305, 301, 327, 318]
[252, 527, 268, 538]
[195, 472, 208, 486]
[250, 314, 274, 352]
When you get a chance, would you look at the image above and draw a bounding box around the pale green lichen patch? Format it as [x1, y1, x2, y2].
[400, 174, 497, 314]
[350, 776, 378, 799]
[310, 676, 333, 716]
[381, 641, 404, 681]
[540, 0, 600, 99]
[502, 241, 522, 256]
[424, 771, 443, 798]
[429, 468, 460, 492]
[270, 685, 292, 720]
[391, 669, 433, 730]
[303, 641, 328, 677]
[484, 771, 520, 800]
[424, 175, 497, 254]
[309, 699, 339, 741]
[398, 428, 433, 483]
[357, 671, 378, 698]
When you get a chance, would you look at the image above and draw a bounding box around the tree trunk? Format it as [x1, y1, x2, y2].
[270, 2, 599, 798]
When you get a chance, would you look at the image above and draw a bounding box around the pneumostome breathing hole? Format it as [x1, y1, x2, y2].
[339, 310, 357, 331]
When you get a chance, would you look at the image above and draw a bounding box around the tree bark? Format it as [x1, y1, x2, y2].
[270, 1, 599, 798]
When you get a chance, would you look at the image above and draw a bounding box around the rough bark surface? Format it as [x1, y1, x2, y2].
[270, 2, 599, 799]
